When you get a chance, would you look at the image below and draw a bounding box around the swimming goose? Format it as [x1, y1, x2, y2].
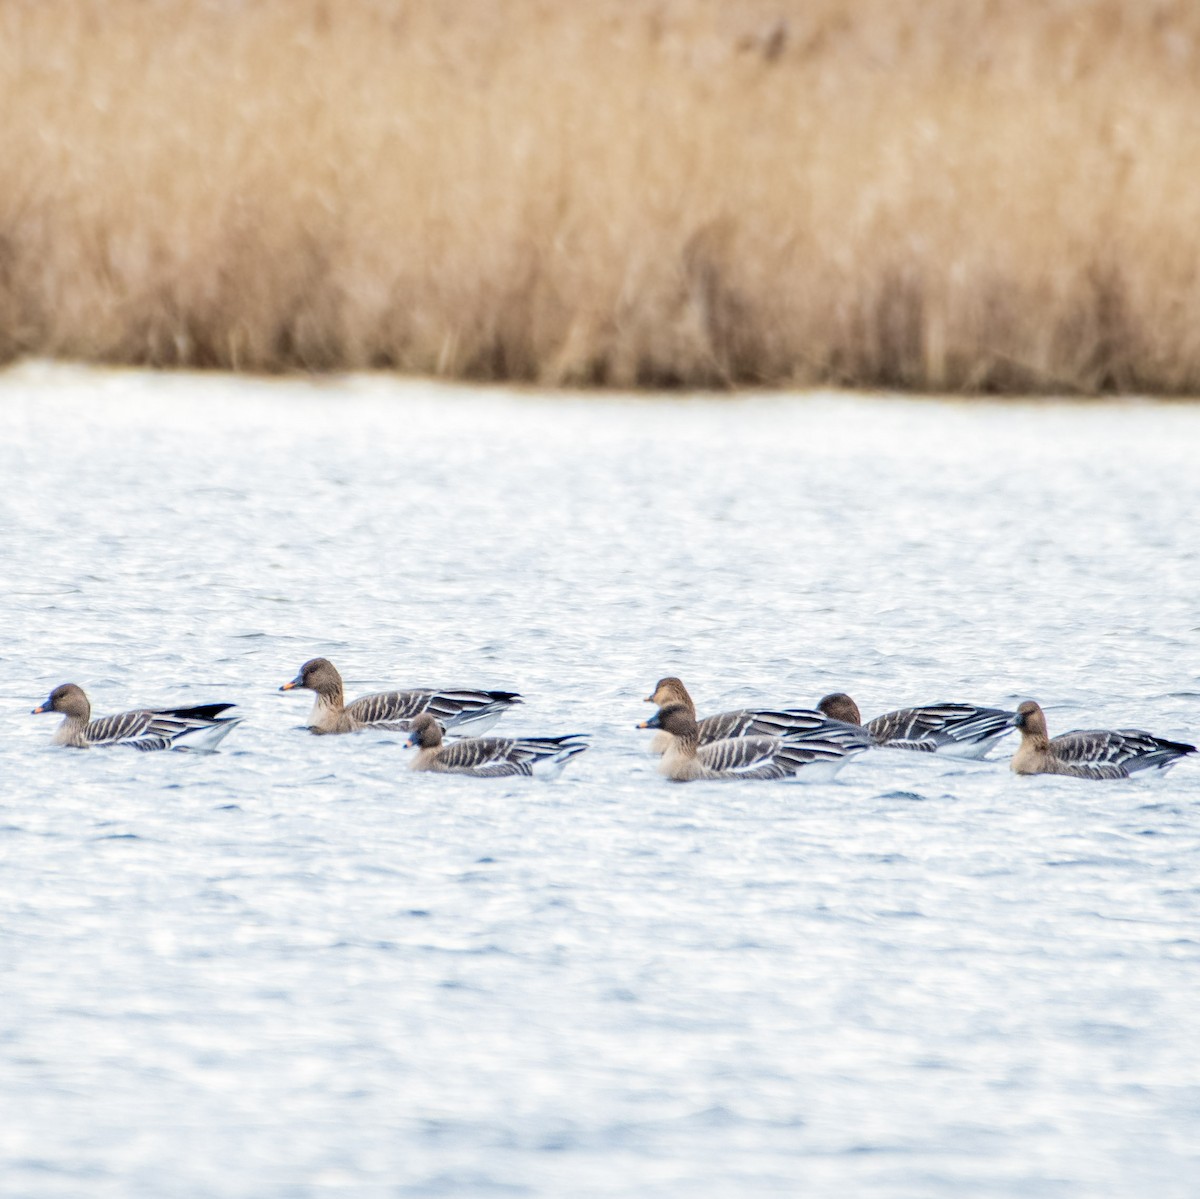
[644, 676, 865, 753]
[404, 713, 589, 778]
[816, 692, 1016, 759]
[638, 703, 865, 781]
[280, 657, 521, 735]
[1010, 700, 1195, 779]
[32, 683, 241, 751]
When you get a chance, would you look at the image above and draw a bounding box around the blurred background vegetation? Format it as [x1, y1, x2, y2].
[2, 0, 1198, 393]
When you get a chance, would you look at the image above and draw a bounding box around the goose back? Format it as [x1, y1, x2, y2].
[405, 714, 587, 777]
[866, 702, 1017, 757]
[644, 704, 865, 782]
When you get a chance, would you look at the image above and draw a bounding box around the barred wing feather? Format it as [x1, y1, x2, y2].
[347, 688, 521, 732]
[84, 709, 159, 747]
[434, 737, 532, 777]
[345, 690, 433, 730]
[86, 704, 240, 751]
[1050, 729, 1195, 777]
[699, 708, 863, 747]
[699, 735, 855, 780]
[432, 734, 588, 777]
[429, 690, 522, 733]
[867, 704, 1016, 755]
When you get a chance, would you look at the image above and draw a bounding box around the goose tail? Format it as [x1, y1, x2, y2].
[530, 737, 590, 779]
[172, 717, 244, 753]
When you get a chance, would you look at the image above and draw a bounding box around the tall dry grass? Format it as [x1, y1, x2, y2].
[2, 0, 1200, 392]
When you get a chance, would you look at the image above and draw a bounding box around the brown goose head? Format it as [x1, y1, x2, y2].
[817, 692, 862, 726]
[32, 682, 90, 721]
[404, 712, 445, 750]
[280, 657, 343, 699]
[1013, 700, 1049, 739]
[645, 676, 695, 712]
[638, 702, 700, 742]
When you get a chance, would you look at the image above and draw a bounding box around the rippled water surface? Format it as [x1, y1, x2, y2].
[2, 364, 1199, 1198]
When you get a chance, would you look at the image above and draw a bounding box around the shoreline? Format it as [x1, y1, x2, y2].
[7, 356, 1200, 406]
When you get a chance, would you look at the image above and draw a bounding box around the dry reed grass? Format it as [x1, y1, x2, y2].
[2, 0, 1200, 392]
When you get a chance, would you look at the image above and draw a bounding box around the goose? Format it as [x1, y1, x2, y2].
[32, 683, 241, 752]
[1010, 700, 1195, 779]
[280, 657, 521, 735]
[638, 703, 865, 782]
[403, 713, 588, 778]
[816, 692, 1016, 759]
[643, 676, 866, 753]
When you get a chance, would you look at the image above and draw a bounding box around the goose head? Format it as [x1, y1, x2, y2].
[645, 676, 694, 709]
[32, 682, 90, 721]
[404, 712, 445, 750]
[280, 657, 343, 697]
[638, 702, 700, 740]
[817, 692, 862, 725]
[1013, 700, 1048, 737]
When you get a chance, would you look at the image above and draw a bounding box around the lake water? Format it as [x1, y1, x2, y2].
[1, 362, 1198, 1198]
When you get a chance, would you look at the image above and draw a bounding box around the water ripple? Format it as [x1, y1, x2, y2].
[2, 367, 1199, 1198]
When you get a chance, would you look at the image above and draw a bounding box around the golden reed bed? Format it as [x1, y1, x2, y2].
[2, 0, 1199, 392]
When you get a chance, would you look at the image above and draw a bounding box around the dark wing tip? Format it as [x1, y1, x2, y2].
[167, 703, 237, 721]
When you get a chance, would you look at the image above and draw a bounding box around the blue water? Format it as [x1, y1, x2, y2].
[2, 363, 1199, 1197]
